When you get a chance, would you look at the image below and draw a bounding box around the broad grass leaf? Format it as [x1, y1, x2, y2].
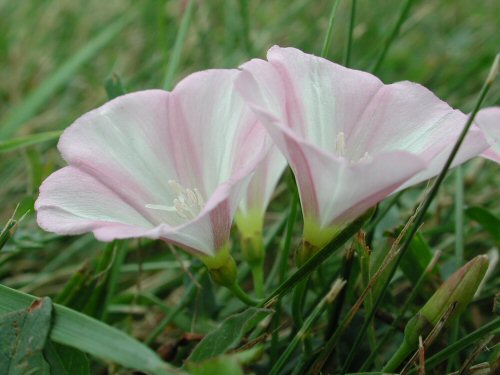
[0, 297, 53, 375]
[186, 355, 244, 375]
[465, 206, 500, 246]
[0, 131, 61, 153]
[43, 341, 90, 375]
[188, 307, 271, 363]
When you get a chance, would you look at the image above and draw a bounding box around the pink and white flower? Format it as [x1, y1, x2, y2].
[236, 46, 490, 250]
[36, 69, 270, 260]
[476, 107, 500, 163]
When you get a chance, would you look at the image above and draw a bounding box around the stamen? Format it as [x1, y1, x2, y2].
[168, 180, 185, 195]
[358, 151, 370, 163]
[194, 188, 204, 206]
[146, 180, 205, 220]
[145, 204, 176, 211]
[336, 132, 346, 158]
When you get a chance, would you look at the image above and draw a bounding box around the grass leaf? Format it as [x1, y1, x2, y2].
[188, 307, 272, 363]
[0, 297, 53, 375]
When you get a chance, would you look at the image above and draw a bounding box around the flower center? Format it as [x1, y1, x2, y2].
[335, 132, 371, 163]
[146, 180, 205, 220]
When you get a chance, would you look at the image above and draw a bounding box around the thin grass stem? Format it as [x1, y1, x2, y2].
[320, 0, 341, 59]
[343, 0, 356, 67]
[371, 0, 415, 74]
[163, 0, 195, 90]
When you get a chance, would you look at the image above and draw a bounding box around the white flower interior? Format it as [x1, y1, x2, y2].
[335, 132, 371, 163]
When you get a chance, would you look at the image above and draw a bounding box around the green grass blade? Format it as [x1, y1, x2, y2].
[371, 0, 415, 74]
[320, 0, 341, 59]
[0, 284, 183, 375]
[0, 13, 134, 140]
[343, 0, 357, 67]
[0, 131, 61, 153]
[448, 165, 465, 371]
[163, 0, 195, 90]
[407, 317, 500, 374]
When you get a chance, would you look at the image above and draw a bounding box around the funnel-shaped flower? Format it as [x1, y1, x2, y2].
[236, 46, 490, 251]
[36, 69, 270, 261]
[476, 107, 500, 162]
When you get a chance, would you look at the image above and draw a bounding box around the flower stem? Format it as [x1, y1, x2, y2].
[260, 208, 373, 307]
[382, 342, 412, 373]
[227, 282, 261, 306]
[250, 261, 265, 298]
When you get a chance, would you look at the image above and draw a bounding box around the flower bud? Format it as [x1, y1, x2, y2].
[383, 255, 489, 372]
[420, 254, 489, 326]
[236, 210, 265, 266]
[240, 233, 264, 266]
[200, 245, 238, 287]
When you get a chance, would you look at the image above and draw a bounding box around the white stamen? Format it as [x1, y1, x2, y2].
[336, 132, 346, 158]
[185, 188, 198, 207]
[146, 180, 205, 220]
[194, 188, 205, 206]
[168, 180, 184, 195]
[145, 204, 176, 211]
[357, 151, 370, 163]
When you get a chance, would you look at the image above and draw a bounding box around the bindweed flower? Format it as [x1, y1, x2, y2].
[35, 69, 271, 286]
[383, 255, 489, 372]
[235, 147, 286, 264]
[476, 107, 500, 162]
[236, 46, 490, 260]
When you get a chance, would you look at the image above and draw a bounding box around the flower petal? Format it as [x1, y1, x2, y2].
[475, 107, 500, 163]
[238, 145, 286, 216]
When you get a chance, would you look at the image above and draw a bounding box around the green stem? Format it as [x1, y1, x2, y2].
[343, 0, 356, 67]
[251, 261, 265, 298]
[292, 278, 308, 327]
[163, 0, 195, 89]
[339, 53, 499, 374]
[292, 278, 313, 353]
[360, 251, 441, 371]
[146, 270, 203, 344]
[260, 208, 373, 307]
[382, 342, 412, 373]
[372, 0, 415, 74]
[269, 282, 334, 375]
[320, 0, 341, 58]
[447, 166, 465, 371]
[407, 317, 500, 374]
[228, 282, 261, 306]
[266, 172, 299, 291]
